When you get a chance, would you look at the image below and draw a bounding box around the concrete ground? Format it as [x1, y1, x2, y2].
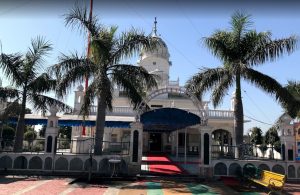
[0, 176, 299, 195]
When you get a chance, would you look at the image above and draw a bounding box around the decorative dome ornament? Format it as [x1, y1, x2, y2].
[141, 17, 170, 60]
[49, 105, 58, 116]
[77, 84, 84, 92]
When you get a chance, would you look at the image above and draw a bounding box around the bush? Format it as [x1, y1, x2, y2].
[2, 125, 15, 140]
[24, 130, 37, 142]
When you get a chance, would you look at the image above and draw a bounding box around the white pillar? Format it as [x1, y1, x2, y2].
[45, 106, 59, 153]
[128, 122, 143, 175]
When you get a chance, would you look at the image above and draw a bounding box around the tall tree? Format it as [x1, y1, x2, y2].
[186, 11, 298, 154]
[0, 37, 71, 152]
[50, 4, 157, 155]
[285, 81, 300, 118]
[265, 126, 281, 158]
[249, 127, 263, 145]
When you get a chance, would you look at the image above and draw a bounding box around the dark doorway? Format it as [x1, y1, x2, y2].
[149, 133, 162, 152]
[204, 133, 209, 165]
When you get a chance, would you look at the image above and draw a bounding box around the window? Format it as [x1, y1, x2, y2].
[153, 61, 156, 65]
[178, 133, 189, 147]
[288, 149, 294, 161]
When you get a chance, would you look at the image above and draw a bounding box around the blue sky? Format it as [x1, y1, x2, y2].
[0, 0, 299, 134]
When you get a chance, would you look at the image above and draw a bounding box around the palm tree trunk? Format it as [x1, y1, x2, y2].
[94, 96, 106, 155]
[234, 73, 244, 157]
[13, 90, 27, 152]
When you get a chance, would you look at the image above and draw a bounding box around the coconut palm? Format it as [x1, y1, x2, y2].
[0, 37, 71, 152]
[285, 81, 300, 117]
[50, 5, 157, 155]
[186, 11, 298, 152]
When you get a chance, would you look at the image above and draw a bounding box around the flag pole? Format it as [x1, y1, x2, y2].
[82, 0, 93, 136]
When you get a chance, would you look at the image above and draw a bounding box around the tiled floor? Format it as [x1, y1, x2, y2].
[0, 176, 299, 195]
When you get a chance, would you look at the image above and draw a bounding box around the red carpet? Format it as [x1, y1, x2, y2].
[144, 154, 185, 175]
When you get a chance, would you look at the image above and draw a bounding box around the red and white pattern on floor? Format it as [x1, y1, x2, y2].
[142, 154, 185, 175]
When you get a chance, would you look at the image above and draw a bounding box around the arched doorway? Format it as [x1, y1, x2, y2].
[211, 129, 233, 159]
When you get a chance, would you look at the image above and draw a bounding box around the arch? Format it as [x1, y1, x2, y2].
[214, 162, 227, 175]
[288, 165, 296, 178]
[272, 164, 285, 175]
[55, 157, 68, 170]
[243, 163, 256, 178]
[0, 156, 12, 169]
[229, 163, 242, 176]
[136, 87, 207, 124]
[29, 156, 43, 169]
[212, 129, 232, 145]
[14, 156, 27, 169]
[84, 158, 97, 171]
[70, 158, 83, 171]
[258, 163, 270, 171]
[44, 157, 52, 170]
[99, 158, 110, 176]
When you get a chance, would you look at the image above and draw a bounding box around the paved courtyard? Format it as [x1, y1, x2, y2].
[0, 176, 299, 195]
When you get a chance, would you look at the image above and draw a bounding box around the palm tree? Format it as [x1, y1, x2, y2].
[0, 37, 71, 152]
[186, 11, 298, 153]
[285, 81, 300, 117]
[50, 5, 157, 155]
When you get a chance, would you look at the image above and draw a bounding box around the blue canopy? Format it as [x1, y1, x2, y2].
[141, 107, 200, 132]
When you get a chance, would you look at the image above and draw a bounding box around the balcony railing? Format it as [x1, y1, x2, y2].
[90, 105, 234, 119]
[211, 144, 282, 160]
[0, 138, 130, 155]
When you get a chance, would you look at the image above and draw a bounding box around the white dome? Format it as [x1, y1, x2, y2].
[140, 18, 170, 60]
[77, 84, 84, 91]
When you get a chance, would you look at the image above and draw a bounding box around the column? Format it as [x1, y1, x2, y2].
[44, 106, 59, 153]
[128, 122, 143, 175]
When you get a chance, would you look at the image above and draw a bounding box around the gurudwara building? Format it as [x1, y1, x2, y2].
[1, 20, 300, 179]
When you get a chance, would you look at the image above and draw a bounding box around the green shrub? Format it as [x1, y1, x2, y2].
[2, 125, 15, 140]
[24, 130, 37, 142]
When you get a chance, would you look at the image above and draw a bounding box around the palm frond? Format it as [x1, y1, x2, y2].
[203, 31, 233, 62]
[56, 64, 94, 98]
[110, 65, 157, 109]
[111, 28, 152, 64]
[285, 80, 300, 101]
[64, 2, 101, 37]
[0, 53, 24, 86]
[241, 30, 271, 65]
[27, 73, 56, 93]
[79, 80, 97, 117]
[26, 36, 52, 69]
[110, 64, 158, 91]
[211, 74, 233, 108]
[243, 68, 299, 117]
[249, 35, 298, 65]
[28, 94, 72, 114]
[230, 11, 252, 38]
[185, 67, 230, 101]
[0, 87, 20, 101]
[49, 53, 95, 78]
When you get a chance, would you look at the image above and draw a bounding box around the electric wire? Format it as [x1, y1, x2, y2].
[243, 89, 273, 123]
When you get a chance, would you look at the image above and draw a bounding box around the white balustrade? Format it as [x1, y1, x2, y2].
[89, 105, 233, 119]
